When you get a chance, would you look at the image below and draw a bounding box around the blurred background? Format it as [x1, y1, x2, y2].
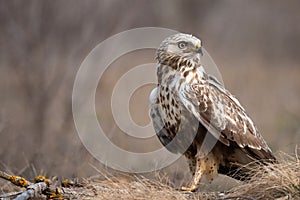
[0, 0, 300, 190]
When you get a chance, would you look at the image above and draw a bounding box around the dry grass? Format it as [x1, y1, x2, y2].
[54, 173, 219, 200]
[83, 153, 300, 200]
[76, 152, 300, 200]
[222, 152, 300, 200]
[1, 152, 299, 200]
[83, 175, 200, 200]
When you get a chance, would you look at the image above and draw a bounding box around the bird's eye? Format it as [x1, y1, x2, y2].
[178, 41, 187, 49]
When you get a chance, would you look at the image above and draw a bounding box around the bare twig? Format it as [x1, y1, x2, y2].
[0, 191, 23, 199]
[14, 182, 47, 200]
[0, 171, 31, 187]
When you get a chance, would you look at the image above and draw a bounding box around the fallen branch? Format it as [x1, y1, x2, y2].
[0, 170, 70, 199]
[0, 170, 30, 187]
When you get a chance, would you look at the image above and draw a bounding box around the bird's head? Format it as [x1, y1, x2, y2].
[156, 33, 203, 69]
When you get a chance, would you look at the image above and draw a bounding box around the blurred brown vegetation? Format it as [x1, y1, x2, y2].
[0, 0, 300, 191]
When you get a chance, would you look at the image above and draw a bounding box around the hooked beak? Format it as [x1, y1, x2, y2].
[197, 46, 203, 56]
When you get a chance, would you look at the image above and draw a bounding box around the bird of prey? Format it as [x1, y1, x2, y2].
[149, 33, 276, 191]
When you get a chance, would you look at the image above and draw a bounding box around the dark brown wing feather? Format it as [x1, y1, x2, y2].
[178, 73, 276, 161]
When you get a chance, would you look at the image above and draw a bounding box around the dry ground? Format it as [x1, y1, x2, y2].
[1, 152, 299, 200]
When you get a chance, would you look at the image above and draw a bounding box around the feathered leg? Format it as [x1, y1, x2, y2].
[181, 155, 203, 192]
[184, 151, 196, 176]
[181, 150, 219, 192]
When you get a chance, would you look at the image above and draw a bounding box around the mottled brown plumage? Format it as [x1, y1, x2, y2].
[149, 33, 276, 191]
